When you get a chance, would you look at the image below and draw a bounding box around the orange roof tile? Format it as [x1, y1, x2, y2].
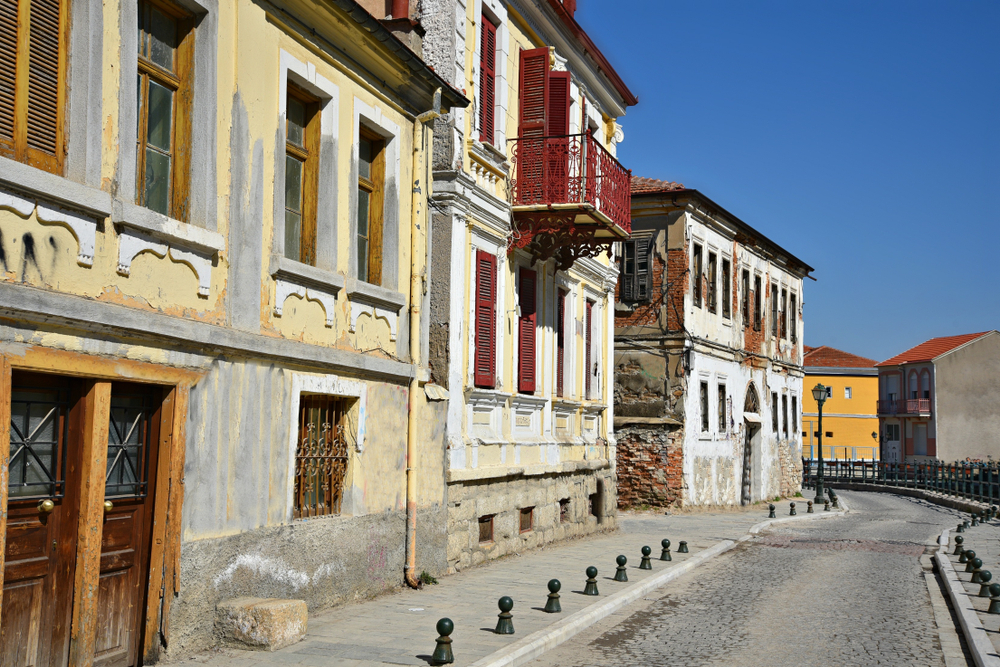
[804, 346, 877, 369]
[632, 176, 686, 195]
[875, 332, 994, 367]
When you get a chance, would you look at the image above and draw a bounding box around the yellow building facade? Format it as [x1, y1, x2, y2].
[801, 346, 880, 461]
[0, 0, 467, 661]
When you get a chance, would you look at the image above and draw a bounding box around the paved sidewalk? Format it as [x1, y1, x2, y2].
[170, 500, 821, 667]
[943, 512, 1000, 660]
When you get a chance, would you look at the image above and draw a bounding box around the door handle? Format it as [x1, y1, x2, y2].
[37, 499, 55, 514]
[104, 500, 114, 512]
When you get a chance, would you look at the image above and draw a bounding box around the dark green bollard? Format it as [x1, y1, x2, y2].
[831, 494, 840, 509]
[495, 596, 514, 635]
[584, 566, 600, 595]
[988, 583, 1000, 614]
[972, 513, 979, 527]
[978, 571, 993, 597]
[807, 501, 814, 514]
[544, 579, 561, 613]
[824, 499, 830, 512]
[430, 618, 455, 665]
[966, 552, 978, 572]
[678, 541, 689, 553]
[960, 548, 973, 565]
[639, 546, 652, 570]
[614, 555, 628, 582]
[957, 523, 965, 533]
[971, 559, 984, 584]
[963, 519, 970, 530]
[953, 535, 964, 555]
[660, 539, 672, 561]
[768, 504, 776, 518]
[789, 502, 797, 516]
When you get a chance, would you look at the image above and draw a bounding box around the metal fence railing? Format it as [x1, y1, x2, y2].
[803, 459, 1000, 506]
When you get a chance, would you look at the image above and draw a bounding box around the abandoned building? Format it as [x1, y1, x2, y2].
[614, 177, 814, 508]
[422, 0, 636, 569]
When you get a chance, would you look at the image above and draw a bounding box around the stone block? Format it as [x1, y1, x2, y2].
[216, 597, 307, 651]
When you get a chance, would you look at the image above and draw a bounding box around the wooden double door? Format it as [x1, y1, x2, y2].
[2, 372, 164, 667]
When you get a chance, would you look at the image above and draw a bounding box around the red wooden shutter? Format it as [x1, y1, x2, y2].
[518, 268, 537, 394]
[546, 71, 570, 136]
[556, 288, 566, 397]
[479, 15, 497, 145]
[518, 47, 549, 138]
[584, 299, 593, 399]
[474, 250, 497, 388]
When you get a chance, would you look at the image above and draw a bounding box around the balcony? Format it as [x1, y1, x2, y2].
[508, 131, 631, 271]
[877, 398, 931, 416]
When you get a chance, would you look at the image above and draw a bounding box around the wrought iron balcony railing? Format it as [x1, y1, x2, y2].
[508, 131, 631, 234]
[877, 398, 931, 415]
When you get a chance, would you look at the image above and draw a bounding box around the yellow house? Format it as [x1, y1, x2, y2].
[801, 346, 880, 461]
[0, 0, 468, 661]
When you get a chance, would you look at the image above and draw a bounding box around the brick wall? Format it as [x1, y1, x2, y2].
[615, 246, 665, 329]
[616, 423, 685, 508]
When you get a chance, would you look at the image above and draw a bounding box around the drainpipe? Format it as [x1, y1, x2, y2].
[391, 0, 408, 19]
[405, 88, 442, 589]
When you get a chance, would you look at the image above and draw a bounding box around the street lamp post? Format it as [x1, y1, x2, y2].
[812, 383, 828, 503]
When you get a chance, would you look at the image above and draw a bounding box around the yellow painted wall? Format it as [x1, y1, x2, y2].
[801, 373, 880, 460]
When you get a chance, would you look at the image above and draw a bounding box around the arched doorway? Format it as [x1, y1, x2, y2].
[742, 382, 762, 505]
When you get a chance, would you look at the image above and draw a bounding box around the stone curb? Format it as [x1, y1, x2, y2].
[935, 528, 1000, 667]
[467, 502, 848, 667]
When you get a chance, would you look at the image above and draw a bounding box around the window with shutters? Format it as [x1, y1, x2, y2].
[700, 381, 709, 432]
[556, 287, 567, 397]
[474, 250, 497, 389]
[780, 288, 788, 340]
[0, 0, 68, 175]
[791, 396, 797, 431]
[717, 383, 726, 432]
[584, 299, 594, 399]
[707, 251, 717, 314]
[741, 269, 750, 327]
[789, 293, 797, 343]
[517, 267, 537, 394]
[135, 0, 194, 219]
[692, 243, 703, 308]
[770, 283, 778, 337]
[771, 392, 779, 433]
[721, 257, 731, 319]
[618, 238, 651, 304]
[782, 394, 788, 437]
[284, 84, 321, 265]
[478, 14, 497, 145]
[357, 128, 386, 285]
[753, 274, 762, 331]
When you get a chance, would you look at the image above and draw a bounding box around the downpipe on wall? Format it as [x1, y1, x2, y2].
[405, 89, 442, 589]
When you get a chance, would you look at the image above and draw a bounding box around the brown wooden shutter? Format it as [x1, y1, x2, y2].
[636, 237, 651, 302]
[0, 2, 17, 148]
[546, 71, 570, 136]
[518, 268, 537, 394]
[367, 137, 386, 286]
[585, 299, 593, 399]
[474, 250, 497, 388]
[556, 288, 566, 397]
[479, 15, 497, 145]
[619, 241, 635, 302]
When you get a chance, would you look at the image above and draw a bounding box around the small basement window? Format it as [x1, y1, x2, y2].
[520, 507, 534, 533]
[559, 499, 570, 523]
[479, 515, 494, 544]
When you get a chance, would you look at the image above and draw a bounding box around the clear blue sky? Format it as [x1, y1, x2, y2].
[576, 0, 999, 362]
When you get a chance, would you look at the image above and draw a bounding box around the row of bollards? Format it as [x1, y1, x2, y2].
[953, 524, 1000, 636]
[430, 538, 695, 663]
[767, 495, 837, 519]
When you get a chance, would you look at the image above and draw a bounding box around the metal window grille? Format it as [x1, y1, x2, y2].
[105, 388, 156, 498]
[8, 382, 70, 500]
[294, 395, 348, 519]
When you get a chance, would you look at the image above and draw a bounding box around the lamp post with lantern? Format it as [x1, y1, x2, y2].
[812, 383, 829, 503]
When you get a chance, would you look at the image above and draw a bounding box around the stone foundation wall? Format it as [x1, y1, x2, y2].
[778, 438, 803, 497]
[615, 424, 684, 508]
[446, 468, 616, 572]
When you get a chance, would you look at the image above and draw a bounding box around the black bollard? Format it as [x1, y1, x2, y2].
[988, 583, 1000, 614]
[971, 558, 984, 584]
[678, 541, 689, 553]
[831, 494, 840, 509]
[978, 571, 993, 597]
[789, 502, 797, 516]
[768, 504, 776, 518]
[807, 500, 814, 514]
[613, 555, 628, 582]
[972, 513, 979, 527]
[824, 499, 830, 512]
[953, 535, 964, 556]
[960, 548, 973, 565]
[957, 522, 965, 533]
[544, 579, 561, 613]
[660, 538, 672, 561]
[640, 546, 652, 570]
[965, 552, 978, 572]
[963, 519, 970, 530]
[495, 596, 514, 635]
[583, 566, 600, 595]
[430, 618, 455, 665]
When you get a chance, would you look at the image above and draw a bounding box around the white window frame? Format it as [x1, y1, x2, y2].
[472, 0, 509, 148]
[467, 230, 506, 389]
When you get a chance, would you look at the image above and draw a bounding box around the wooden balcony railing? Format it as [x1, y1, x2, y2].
[877, 398, 931, 415]
[508, 131, 631, 234]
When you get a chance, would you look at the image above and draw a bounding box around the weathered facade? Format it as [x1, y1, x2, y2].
[0, 0, 467, 662]
[421, 0, 637, 570]
[876, 331, 1000, 463]
[614, 178, 813, 508]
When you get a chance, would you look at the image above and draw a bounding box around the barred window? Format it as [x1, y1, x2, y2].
[293, 395, 349, 519]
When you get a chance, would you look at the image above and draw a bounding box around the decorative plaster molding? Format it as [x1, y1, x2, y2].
[0, 188, 98, 268]
[273, 279, 337, 327]
[0, 188, 34, 217]
[117, 229, 212, 296]
[345, 279, 405, 341]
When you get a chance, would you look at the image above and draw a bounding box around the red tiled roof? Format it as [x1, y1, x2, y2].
[804, 346, 877, 369]
[632, 176, 686, 195]
[875, 332, 994, 367]
[802, 345, 816, 355]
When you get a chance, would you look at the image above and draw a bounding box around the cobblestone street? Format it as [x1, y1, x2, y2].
[531, 491, 971, 667]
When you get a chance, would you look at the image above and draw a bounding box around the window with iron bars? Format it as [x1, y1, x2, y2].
[294, 395, 349, 519]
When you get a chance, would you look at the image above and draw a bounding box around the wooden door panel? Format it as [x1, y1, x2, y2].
[0, 578, 44, 667]
[94, 568, 132, 663]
